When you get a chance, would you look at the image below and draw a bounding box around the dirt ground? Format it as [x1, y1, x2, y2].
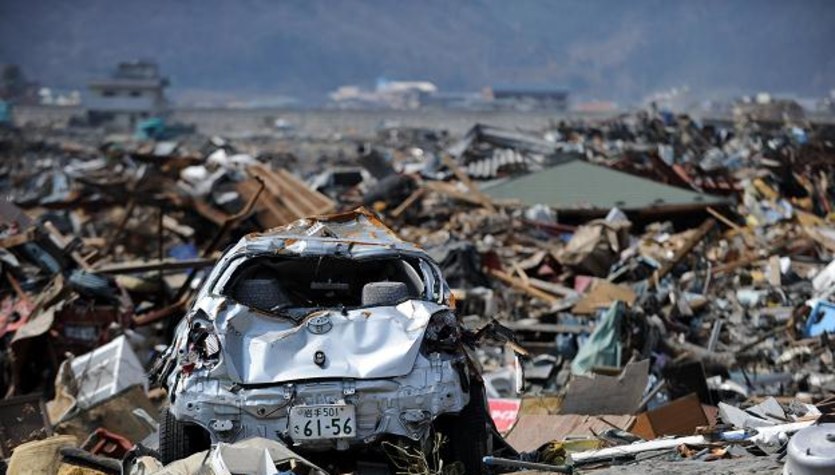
[516, 454, 784, 474]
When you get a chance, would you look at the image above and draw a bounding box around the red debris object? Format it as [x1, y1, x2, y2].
[81, 427, 134, 459]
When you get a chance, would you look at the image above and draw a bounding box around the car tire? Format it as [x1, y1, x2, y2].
[434, 382, 488, 474]
[159, 408, 210, 465]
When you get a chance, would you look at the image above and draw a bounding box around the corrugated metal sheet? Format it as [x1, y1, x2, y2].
[239, 164, 335, 228]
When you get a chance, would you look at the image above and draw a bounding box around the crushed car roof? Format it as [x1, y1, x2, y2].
[232, 207, 424, 255]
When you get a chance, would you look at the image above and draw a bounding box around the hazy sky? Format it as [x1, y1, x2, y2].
[1, 0, 833, 103]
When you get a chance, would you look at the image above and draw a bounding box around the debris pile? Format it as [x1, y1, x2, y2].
[0, 110, 833, 473]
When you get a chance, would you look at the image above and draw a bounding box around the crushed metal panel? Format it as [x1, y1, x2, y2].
[630, 393, 708, 439]
[236, 208, 424, 256]
[162, 206, 470, 450]
[220, 300, 443, 383]
[449, 123, 560, 158]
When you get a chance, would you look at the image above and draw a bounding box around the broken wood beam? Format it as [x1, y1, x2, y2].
[440, 154, 497, 212]
[488, 268, 561, 304]
[92, 257, 217, 275]
[390, 187, 425, 218]
[652, 218, 715, 286]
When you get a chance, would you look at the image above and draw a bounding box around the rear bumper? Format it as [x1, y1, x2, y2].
[169, 352, 469, 449]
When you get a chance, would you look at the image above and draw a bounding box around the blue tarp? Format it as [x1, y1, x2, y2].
[805, 300, 835, 337]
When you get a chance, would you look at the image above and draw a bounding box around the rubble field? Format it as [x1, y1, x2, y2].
[0, 110, 834, 474]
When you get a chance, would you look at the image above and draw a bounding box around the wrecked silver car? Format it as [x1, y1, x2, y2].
[156, 209, 489, 472]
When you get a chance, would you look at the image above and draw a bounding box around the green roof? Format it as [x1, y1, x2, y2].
[482, 160, 729, 211]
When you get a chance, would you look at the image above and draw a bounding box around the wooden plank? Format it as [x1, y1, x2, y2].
[526, 277, 578, 298]
[501, 321, 592, 334]
[652, 218, 715, 286]
[391, 187, 426, 218]
[706, 206, 740, 231]
[631, 393, 708, 439]
[192, 198, 230, 226]
[93, 257, 216, 275]
[423, 181, 487, 207]
[440, 154, 497, 212]
[489, 268, 561, 305]
[572, 279, 637, 314]
[512, 262, 530, 285]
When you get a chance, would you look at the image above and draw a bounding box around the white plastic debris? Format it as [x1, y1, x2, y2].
[783, 423, 835, 475]
[812, 259, 835, 298]
[70, 335, 148, 409]
[207, 443, 279, 475]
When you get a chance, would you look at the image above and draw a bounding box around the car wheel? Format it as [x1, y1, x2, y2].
[434, 382, 488, 474]
[159, 408, 211, 465]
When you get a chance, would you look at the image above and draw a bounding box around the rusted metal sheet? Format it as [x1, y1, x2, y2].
[243, 164, 335, 227]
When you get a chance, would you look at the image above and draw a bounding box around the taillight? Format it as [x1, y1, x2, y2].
[182, 318, 221, 373]
[422, 311, 461, 354]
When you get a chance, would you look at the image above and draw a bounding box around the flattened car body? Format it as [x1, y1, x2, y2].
[158, 209, 477, 450]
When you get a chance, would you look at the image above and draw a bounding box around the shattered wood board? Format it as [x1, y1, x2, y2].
[519, 396, 562, 415]
[506, 414, 634, 452]
[192, 198, 231, 226]
[630, 393, 709, 439]
[560, 359, 649, 415]
[571, 279, 637, 314]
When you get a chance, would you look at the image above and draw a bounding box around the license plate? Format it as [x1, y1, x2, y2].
[290, 404, 356, 440]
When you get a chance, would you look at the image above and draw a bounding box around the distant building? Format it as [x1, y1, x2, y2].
[329, 79, 439, 109]
[0, 64, 39, 105]
[732, 93, 805, 122]
[86, 60, 169, 128]
[421, 91, 485, 109]
[375, 80, 437, 96]
[485, 84, 569, 111]
[38, 87, 81, 106]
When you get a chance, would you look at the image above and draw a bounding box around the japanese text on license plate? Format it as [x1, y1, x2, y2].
[290, 404, 356, 440]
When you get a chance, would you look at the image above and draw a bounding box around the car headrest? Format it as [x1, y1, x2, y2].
[361, 281, 409, 307]
[234, 278, 287, 311]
